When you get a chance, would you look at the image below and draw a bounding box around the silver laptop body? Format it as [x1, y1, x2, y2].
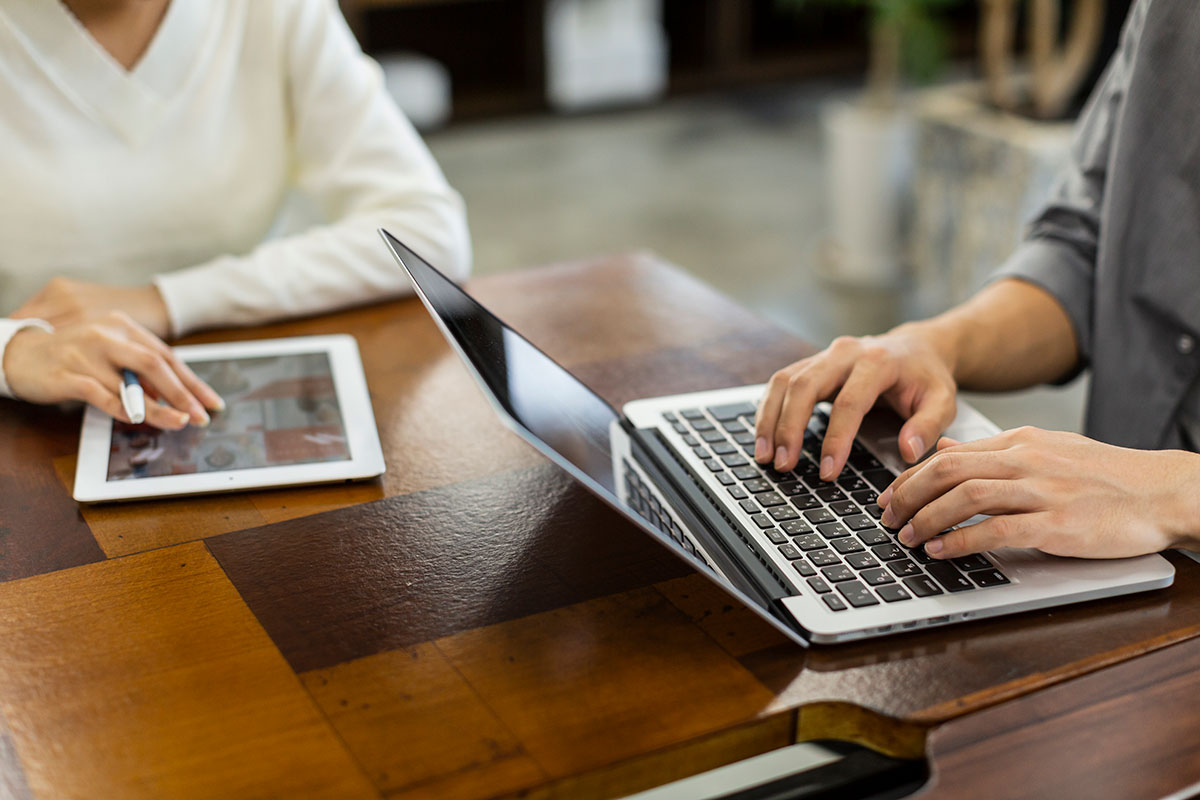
[382, 230, 1175, 646]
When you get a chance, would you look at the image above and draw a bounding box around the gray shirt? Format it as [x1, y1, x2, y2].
[993, 0, 1200, 451]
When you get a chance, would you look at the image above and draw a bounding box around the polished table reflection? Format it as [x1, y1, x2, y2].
[1, 254, 1199, 799]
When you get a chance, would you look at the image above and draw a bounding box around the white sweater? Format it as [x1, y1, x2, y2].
[0, 0, 471, 396]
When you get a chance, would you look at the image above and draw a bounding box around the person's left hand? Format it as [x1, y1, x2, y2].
[12, 277, 171, 339]
[878, 427, 1200, 560]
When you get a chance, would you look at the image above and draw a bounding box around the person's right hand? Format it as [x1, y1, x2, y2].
[754, 327, 959, 480]
[3, 312, 223, 429]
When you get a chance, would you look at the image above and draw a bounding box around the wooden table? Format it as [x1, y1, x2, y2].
[1, 254, 1198, 799]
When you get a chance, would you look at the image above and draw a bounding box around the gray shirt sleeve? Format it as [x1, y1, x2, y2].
[990, 0, 1147, 369]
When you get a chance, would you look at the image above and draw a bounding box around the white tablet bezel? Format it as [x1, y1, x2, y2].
[73, 334, 385, 503]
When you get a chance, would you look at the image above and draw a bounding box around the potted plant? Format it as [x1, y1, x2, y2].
[778, 0, 962, 290]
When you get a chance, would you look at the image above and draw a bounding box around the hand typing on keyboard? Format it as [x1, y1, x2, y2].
[876, 429, 1200, 560]
[754, 330, 956, 478]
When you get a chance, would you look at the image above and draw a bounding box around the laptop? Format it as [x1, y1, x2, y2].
[381, 230, 1175, 645]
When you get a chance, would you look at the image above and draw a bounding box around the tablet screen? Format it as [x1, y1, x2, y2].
[106, 352, 350, 481]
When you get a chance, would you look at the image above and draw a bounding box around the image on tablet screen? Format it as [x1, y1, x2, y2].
[106, 353, 350, 481]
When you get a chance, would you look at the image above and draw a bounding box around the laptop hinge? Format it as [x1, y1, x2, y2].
[625, 422, 800, 628]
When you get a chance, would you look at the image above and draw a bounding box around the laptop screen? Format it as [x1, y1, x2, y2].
[381, 232, 620, 494]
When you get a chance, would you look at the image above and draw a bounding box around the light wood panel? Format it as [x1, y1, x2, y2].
[0, 543, 378, 799]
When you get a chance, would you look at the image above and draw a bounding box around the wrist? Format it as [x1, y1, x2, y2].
[135, 284, 171, 339]
[892, 317, 961, 380]
[2, 325, 51, 400]
[1162, 449, 1200, 552]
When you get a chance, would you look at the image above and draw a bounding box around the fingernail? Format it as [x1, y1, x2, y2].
[212, 396, 227, 412]
[926, 538, 943, 555]
[774, 446, 788, 470]
[755, 437, 770, 462]
[877, 486, 892, 507]
[899, 524, 915, 546]
[194, 410, 211, 427]
[882, 506, 896, 527]
[820, 456, 834, 480]
[908, 435, 926, 461]
[174, 412, 190, 428]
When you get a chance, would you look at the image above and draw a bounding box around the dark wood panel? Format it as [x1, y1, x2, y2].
[209, 464, 691, 673]
[920, 633, 1200, 799]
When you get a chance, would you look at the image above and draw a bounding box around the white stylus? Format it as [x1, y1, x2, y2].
[120, 369, 146, 425]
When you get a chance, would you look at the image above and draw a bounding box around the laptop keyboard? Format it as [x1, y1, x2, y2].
[655, 401, 1010, 612]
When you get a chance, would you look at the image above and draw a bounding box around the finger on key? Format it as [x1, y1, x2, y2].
[819, 359, 892, 480]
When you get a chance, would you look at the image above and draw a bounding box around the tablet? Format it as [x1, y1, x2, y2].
[73, 334, 385, 502]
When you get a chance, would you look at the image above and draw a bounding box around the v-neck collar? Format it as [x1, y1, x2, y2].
[0, 0, 215, 145]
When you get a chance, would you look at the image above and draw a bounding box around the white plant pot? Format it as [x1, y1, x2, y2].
[820, 101, 916, 288]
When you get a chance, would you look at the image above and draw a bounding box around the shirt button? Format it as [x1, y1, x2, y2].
[1178, 334, 1196, 356]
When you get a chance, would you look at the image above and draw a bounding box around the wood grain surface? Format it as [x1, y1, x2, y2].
[1, 254, 1198, 798]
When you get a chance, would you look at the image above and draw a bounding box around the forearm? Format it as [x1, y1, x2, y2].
[896, 278, 1081, 392]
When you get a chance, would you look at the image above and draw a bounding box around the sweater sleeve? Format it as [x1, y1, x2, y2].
[153, 0, 471, 336]
[989, 0, 1145, 368]
[0, 318, 54, 399]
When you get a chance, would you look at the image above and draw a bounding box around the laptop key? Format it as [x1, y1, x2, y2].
[838, 477, 871, 493]
[778, 543, 803, 561]
[860, 567, 895, 586]
[692, 446, 710, 459]
[680, 408, 705, 419]
[795, 534, 825, 551]
[821, 565, 855, 583]
[734, 467, 762, 481]
[711, 442, 737, 456]
[861, 469, 895, 491]
[769, 506, 800, 522]
[926, 561, 976, 593]
[808, 549, 841, 567]
[793, 560, 817, 577]
[727, 485, 748, 500]
[682, 434, 699, 447]
[751, 514, 775, 530]
[816, 522, 850, 539]
[792, 494, 822, 511]
[715, 472, 735, 486]
[756, 492, 786, 508]
[836, 580, 880, 608]
[764, 528, 787, 545]
[952, 554, 993, 572]
[777, 481, 806, 496]
[865, 505, 885, 519]
[743, 479, 773, 494]
[662, 411, 679, 423]
[781, 519, 813, 536]
[701, 430, 727, 443]
[804, 509, 835, 525]
[703, 460, 723, 473]
[871, 544, 906, 561]
[970, 568, 1011, 587]
[738, 499, 760, 514]
[845, 552, 879, 570]
[723, 421, 747, 434]
[832, 537, 865, 554]
[877, 584, 911, 603]
[672, 422, 688, 435]
[885, 559, 922, 578]
[830, 500, 860, 517]
[816, 486, 847, 503]
[807, 576, 833, 594]
[690, 418, 715, 431]
[733, 431, 755, 445]
[707, 402, 755, 421]
[907, 545, 936, 565]
[823, 594, 849, 612]
[843, 514, 876, 532]
[721, 454, 750, 468]
[856, 528, 891, 546]
[902, 575, 943, 597]
[851, 489, 879, 506]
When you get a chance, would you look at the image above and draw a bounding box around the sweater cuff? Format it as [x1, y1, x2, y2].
[0, 318, 55, 399]
[153, 262, 236, 338]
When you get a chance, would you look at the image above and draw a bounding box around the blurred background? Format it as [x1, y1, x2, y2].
[342, 0, 1132, 433]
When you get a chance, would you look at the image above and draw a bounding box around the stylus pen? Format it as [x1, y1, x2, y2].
[119, 369, 146, 425]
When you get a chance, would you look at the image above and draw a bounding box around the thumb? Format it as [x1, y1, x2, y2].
[896, 388, 956, 463]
